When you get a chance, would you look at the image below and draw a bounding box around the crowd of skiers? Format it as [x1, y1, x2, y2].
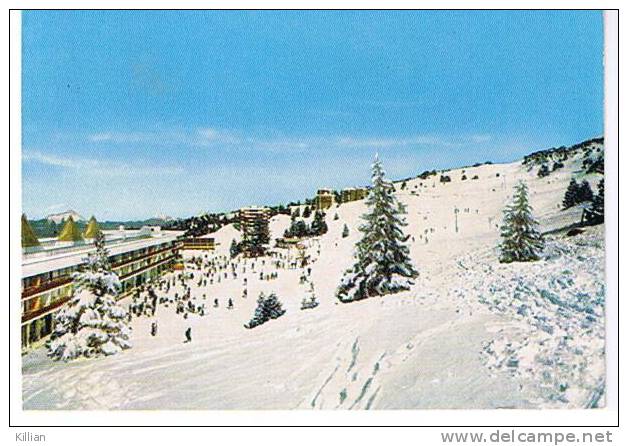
[126, 239, 322, 344]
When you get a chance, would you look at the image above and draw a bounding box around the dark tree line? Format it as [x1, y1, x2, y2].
[563, 178, 595, 209]
[284, 211, 328, 238]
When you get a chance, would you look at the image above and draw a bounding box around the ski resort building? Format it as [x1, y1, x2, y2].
[181, 236, 216, 250]
[341, 187, 368, 203]
[238, 206, 270, 256]
[314, 189, 334, 210]
[21, 227, 185, 349]
[239, 207, 270, 235]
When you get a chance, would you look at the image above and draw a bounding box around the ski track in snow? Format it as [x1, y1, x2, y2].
[22, 151, 605, 410]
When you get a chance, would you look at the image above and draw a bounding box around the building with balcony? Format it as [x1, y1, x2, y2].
[341, 187, 369, 203]
[181, 236, 216, 250]
[21, 227, 184, 349]
[238, 207, 270, 257]
[314, 188, 334, 210]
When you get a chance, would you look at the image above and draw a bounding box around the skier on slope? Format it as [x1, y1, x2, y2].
[184, 327, 192, 343]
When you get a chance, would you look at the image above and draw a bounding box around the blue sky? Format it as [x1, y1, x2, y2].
[22, 10, 604, 220]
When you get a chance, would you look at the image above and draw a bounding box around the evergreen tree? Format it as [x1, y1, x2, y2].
[342, 224, 350, 238]
[292, 207, 301, 218]
[58, 216, 84, 242]
[47, 232, 131, 361]
[552, 161, 564, 171]
[578, 180, 594, 202]
[499, 181, 544, 263]
[310, 211, 328, 236]
[229, 239, 240, 258]
[284, 218, 309, 238]
[585, 179, 604, 225]
[47, 219, 59, 237]
[300, 289, 319, 310]
[21, 214, 41, 248]
[242, 218, 270, 257]
[563, 178, 580, 209]
[537, 164, 550, 178]
[303, 206, 312, 218]
[244, 292, 286, 328]
[84, 215, 102, 238]
[337, 155, 418, 303]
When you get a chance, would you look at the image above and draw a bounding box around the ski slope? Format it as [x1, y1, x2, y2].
[22, 149, 605, 410]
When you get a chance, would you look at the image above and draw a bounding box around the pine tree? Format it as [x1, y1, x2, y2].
[342, 224, 350, 238]
[300, 288, 319, 310]
[47, 232, 131, 361]
[58, 215, 84, 242]
[499, 181, 544, 263]
[585, 179, 604, 225]
[84, 215, 102, 238]
[244, 292, 286, 328]
[578, 180, 594, 202]
[310, 211, 328, 236]
[563, 178, 580, 209]
[336, 155, 418, 303]
[21, 214, 41, 248]
[303, 206, 312, 218]
[537, 164, 550, 178]
[229, 239, 240, 258]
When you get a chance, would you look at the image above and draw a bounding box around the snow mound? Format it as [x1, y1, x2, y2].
[269, 214, 291, 241]
[453, 226, 605, 408]
[206, 224, 241, 255]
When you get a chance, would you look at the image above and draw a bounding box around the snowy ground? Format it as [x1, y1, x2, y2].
[22, 154, 605, 410]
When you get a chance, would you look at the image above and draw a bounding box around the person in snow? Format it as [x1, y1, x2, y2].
[184, 327, 192, 343]
[151, 321, 158, 337]
[228, 298, 234, 310]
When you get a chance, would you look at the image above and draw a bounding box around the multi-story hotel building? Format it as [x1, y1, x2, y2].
[341, 187, 368, 203]
[181, 236, 216, 250]
[238, 206, 270, 256]
[239, 207, 270, 235]
[21, 226, 184, 350]
[314, 189, 334, 210]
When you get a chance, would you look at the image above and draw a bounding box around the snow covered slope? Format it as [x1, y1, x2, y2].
[22, 149, 605, 410]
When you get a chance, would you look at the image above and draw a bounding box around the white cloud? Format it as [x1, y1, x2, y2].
[23, 150, 80, 168]
[23, 149, 182, 177]
[84, 126, 493, 154]
[335, 135, 460, 148]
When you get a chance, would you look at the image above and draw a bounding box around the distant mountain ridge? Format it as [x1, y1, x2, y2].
[46, 210, 85, 224]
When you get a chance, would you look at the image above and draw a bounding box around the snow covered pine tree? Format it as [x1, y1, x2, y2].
[47, 232, 132, 361]
[336, 154, 418, 302]
[244, 292, 286, 328]
[499, 181, 545, 263]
